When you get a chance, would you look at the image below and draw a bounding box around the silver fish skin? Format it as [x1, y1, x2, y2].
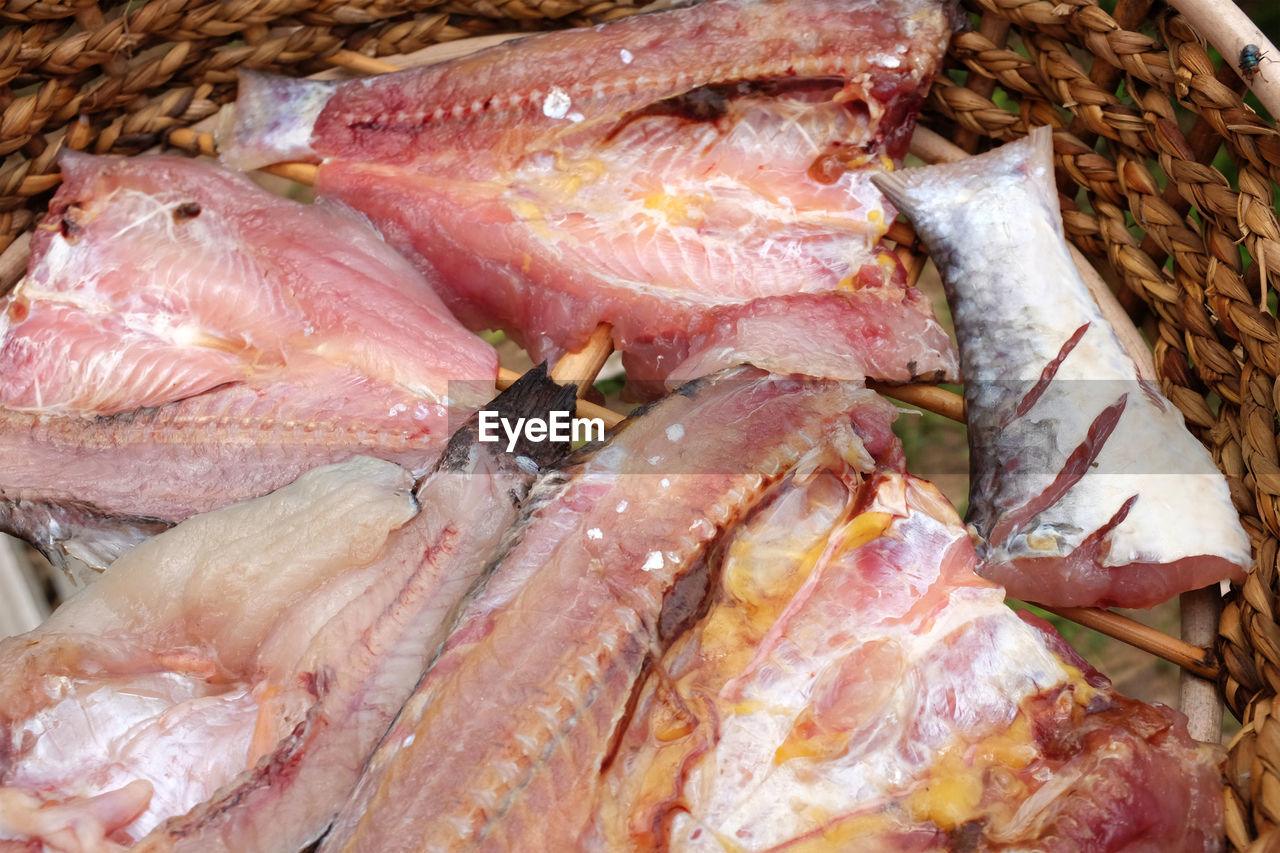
[319, 366, 894, 853]
[872, 127, 1250, 608]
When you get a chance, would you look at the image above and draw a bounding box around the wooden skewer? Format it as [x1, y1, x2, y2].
[868, 381, 965, 422]
[549, 324, 616, 395]
[326, 49, 399, 75]
[1037, 604, 1218, 681]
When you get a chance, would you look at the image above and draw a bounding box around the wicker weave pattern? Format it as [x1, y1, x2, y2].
[0, 0, 640, 253]
[2, 0, 1280, 847]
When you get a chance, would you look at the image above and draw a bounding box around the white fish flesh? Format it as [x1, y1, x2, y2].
[0, 368, 576, 852]
[590, 460, 1226, 850]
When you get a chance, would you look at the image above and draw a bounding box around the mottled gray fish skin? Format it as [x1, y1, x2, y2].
[872, 127, 1249, 608]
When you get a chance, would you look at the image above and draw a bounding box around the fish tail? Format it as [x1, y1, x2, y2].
[439, 363, 580, 471]
[216, 70, 337, 170]
[871, 125, 1057, 233]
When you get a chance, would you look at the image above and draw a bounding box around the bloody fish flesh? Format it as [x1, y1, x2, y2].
[220, 0, 960, 397]
[318, 367, 900, 852]
[590, 460, 1225, 851]
[0, 368, 575, 853]
[872, 128, 1251, 608]
[0, 153, 498, 571]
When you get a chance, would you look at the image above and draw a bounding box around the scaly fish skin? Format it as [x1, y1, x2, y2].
[223, 0, 960, 396]
[872, 128, 1250, 608]
[0, 154, 499, 570]
[591, 463, 1225, 851]
[320, 367, 897, 852]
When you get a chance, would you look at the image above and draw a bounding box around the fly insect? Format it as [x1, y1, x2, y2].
[1240, 43, 1270, 82]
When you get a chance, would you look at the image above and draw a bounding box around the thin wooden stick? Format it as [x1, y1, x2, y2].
[1180, 586, 1225, 740]
[909, 126, 970, 165]
[549, 324, 615, 395]
[868, 381, 965, 422]
[326, 49, 399, 75]
[1037, 604, 1218, 681]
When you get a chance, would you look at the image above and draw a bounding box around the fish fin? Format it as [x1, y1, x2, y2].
[439, 363, 579, 472]
[1, 499, 172, 576]
[217, 70, 336, 170]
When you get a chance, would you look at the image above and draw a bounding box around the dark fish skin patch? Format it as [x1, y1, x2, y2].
[173, 202, 202, 224]
[59, 209, 84, 243]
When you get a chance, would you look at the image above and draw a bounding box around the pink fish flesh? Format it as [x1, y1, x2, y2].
[0, 368, 576, 852]
[0, 153, 498, 570]
[221, 0, 960, 397]
[318, 367, 901, 852]
[872, 128, 1250, 608]
[591, 461, 1225, 850]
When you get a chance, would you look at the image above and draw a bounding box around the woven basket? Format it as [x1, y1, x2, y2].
[3, 0, 1278, 847]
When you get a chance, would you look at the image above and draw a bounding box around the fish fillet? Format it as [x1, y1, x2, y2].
[591, 462, 1225, 851]
[0, 153, 498, 570]
[319, 366, 899, 852]
[221, 0, 959, 397]
[872, 128, 1250, 608]
[0, 368, 576, 852]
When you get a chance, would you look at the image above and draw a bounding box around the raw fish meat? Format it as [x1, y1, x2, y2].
[0, 368, 574, 852]
[872, 128, 1250, 608]
[221, 0, 960, 397]
[590, 461, 1225, 851]
[319, 366, 900, 852]
[0, 153, 498, 570]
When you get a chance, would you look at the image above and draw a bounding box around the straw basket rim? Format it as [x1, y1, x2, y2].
[1, 0, 1278, 847]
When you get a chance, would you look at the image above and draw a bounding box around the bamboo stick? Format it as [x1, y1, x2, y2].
[868, 381, 965, 421]
[550, 324, 616, 395]
[1038, 604, 1218, 681]
[326, 50, 399, 75]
